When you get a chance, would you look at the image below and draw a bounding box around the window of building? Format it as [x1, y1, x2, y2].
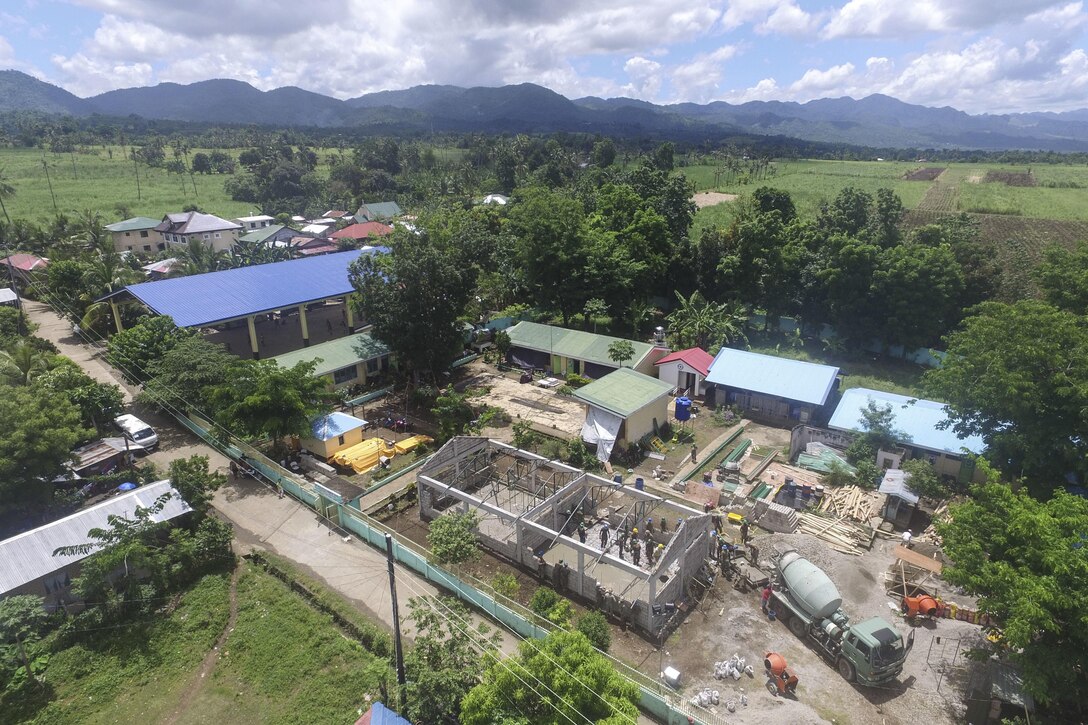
[214, 232, 221, 238]
[333, 365, 358, 384]
[143, 245, 151, 251]
[203, 233, 210, 240]
[157, 243, 166, 250]
[125, 231, 131, 236]
[337, 434, 345, 446]
[140, 230, 149, 237]
[365, 357, 379, 374]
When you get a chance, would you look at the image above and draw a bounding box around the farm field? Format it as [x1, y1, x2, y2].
[5, 562, 391, 725]
[684, 160, 1088, 260]
[0, 146, 256, 221]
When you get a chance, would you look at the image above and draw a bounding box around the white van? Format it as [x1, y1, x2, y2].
[114, 413, 159, 451]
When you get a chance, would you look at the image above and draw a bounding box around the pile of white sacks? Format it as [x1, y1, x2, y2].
[713, 654, 754, 680]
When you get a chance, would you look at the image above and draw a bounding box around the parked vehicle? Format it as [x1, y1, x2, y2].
[769, 548, 913, 685]
[114, 413, 159, 451]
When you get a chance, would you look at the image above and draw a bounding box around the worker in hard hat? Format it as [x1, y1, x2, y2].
[902, 529, 914, 548]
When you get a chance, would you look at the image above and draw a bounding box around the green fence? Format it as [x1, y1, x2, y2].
[177, 412, 722, 725]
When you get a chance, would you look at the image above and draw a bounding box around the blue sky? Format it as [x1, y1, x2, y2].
[1, 0, 1086, 113]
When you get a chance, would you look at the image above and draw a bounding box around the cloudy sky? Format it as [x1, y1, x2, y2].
[2, 0, 1086, 113]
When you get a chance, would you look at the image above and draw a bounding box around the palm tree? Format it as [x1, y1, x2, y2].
[176, 239, 226, 276]
[0, 166, 15, 225]
[74, 209, 108, 253]
[667, 290, 748, 351]
[0, 341, 50, 385]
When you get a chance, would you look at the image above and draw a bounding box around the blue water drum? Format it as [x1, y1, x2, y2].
[613, 474, 623, 484]
[635, 477, 645, 490]
[675, 397, 692, 422]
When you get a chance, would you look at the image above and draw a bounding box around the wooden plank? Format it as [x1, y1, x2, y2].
[894, 545, 943, 574]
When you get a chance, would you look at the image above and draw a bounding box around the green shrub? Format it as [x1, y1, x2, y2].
[565, 373, 591, 388]
[530, 587, 560, 617]
[576, 611, 611, 651]
[491, 573, 520, 600]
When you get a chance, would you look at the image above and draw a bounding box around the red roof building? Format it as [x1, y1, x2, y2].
[654, 347, 713, 396]
[1, 253, 49, 273]
[330, 222, 394, 242]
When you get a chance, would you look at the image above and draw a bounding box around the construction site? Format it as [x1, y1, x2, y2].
[416, 437, 713, 637]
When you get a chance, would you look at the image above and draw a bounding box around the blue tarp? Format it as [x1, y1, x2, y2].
[120, 248, 384, 327]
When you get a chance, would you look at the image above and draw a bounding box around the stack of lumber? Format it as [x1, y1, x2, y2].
[818, 485, 883, 522]
[917, 501, 949, 544]
[797, 511, 875, 555]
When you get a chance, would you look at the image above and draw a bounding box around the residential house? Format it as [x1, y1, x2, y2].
[232, 214, 275, 231]
[354, 702, 411, 725]
[574, 367, 674, 461]
[299, 222, 335, 237]
[330, 222, 394, 244]
[238, 224, 303, 247]
[0, 287, 18, 307]
[155, 211, 242, 252]
[654, 347, 713, 396]
[105, 217, 163, 253]
[354, 201, 402, 222]
[322, 209, 350, 219]
[290, 236, 340, 256]
[0, 480, 192, 610]
[141, 257, 182, 280]
[0, 253, 49, 290]
[828, 388, 986, 482]
[505, 321, 664, 378]
[705, 348, 840, 424]
[300, 412, 369, 460]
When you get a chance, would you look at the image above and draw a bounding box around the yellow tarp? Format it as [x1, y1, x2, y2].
[331, 435, 433, 473]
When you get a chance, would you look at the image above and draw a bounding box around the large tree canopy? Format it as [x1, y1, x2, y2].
[460, 630, 640, 725]
[938, 481, 1088, 707]
[924, 300, 1088, 492]
[350, 222, 476, 382]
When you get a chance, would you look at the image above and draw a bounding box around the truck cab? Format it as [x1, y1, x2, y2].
[842, 618, 915, 685]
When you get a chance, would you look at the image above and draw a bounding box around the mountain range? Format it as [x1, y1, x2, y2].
[2, 69, 1087, 151]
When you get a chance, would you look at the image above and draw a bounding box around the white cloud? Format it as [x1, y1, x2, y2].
[789, 62, 857, 96]
[668, 44, 740, 101]
[50, 52, 153, 95]
[757, 2, 820, 35]
[823, 0, 1070, 38]
[624, 56, 664, 98]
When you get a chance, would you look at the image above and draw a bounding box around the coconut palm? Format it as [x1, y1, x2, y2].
[0, 341, 50, 385]
[176, 239, 226, 276]
[667, 290, 748, 351]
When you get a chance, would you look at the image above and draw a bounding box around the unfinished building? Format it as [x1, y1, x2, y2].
[417, 437, 713, 637]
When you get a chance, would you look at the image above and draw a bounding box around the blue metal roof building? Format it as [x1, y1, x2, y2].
[705, 348, 840, 406]
[829, 388, 985, 456]
[309, 412, 368, 441]
[116, 248, 381, 328]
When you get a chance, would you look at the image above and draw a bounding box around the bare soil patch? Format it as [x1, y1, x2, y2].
[903, 167, 946, 181]
[693, 191, 739, 208]
[966, 174, 982, 184]
[983, 170, 1036, 187]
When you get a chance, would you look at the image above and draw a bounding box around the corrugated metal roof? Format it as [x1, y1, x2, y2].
[355, 201, 402, 221]
[122, 249, 376, 327]
[309, 412, 368, 441]
[0, 288, 17, 304]
[573, 367, 673, 418]
[105, 216, 160, 232]
[155, 211, 241, 235]
[828, 388, 985, 456]
[270, 332, 390, 377]
[331, 222, 394, 240]
[654, 347, 713, 377]
[705, 348, 840, 406]
[354, 702, 411, 725]
[238, 224, 286, 243]
[506, 322, 655, 369]
[0, 480, 192, 595]
[879, 469, 919, 504]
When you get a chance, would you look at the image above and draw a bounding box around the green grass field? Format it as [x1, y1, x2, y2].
[0, 147, 256, 221]
[7, 562, 391, 725]
[682, 159, 1088, 237]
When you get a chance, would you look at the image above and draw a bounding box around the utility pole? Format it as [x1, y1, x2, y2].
[384, 533, 407, 713]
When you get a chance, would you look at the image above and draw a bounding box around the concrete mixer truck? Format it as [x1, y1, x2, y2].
[769, 548, 914, 686]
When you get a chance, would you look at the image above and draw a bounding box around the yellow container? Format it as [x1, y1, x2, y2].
[727, 512, 745, 524]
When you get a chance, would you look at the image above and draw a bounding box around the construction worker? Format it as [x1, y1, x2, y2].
[631, 538, 641, 566]
[660, 516, 668, 533]
[902, 528, 914, 548]
[645, 537, 654, 562]
[761, 584, 773, 613]
[600, 521, 610, 549]
[616, 527, 628, 552]
[577, 522, 587, 543]
[740, 520, 750, 544]
[655, 543, 664, 564]
[691, 443, 698, 463]
[645, 518, 654, 535]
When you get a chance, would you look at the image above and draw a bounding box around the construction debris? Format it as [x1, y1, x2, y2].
[796, 511, 876, 555]
[818, 485, 884, 522]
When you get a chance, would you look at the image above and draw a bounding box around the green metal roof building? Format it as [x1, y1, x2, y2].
[573, 367, 674, 458]
[505, 321, 660, 378]
[271, 331, 391, 389]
